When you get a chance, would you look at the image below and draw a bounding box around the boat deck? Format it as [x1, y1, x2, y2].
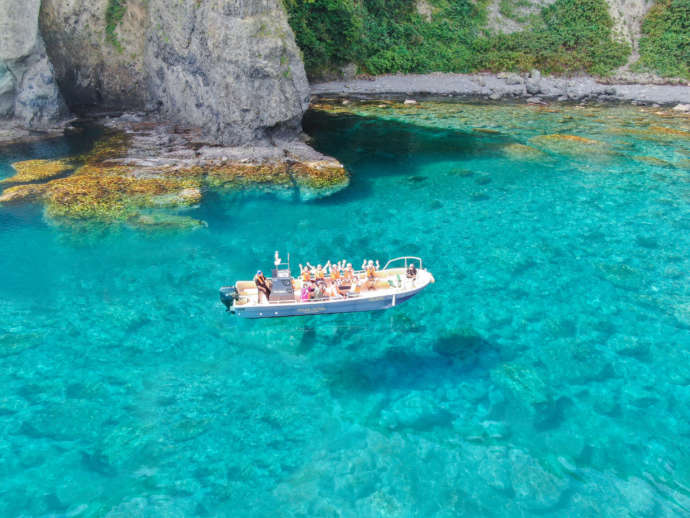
[234, 267, 420, 307]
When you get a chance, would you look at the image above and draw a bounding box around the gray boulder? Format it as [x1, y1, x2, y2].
[526, 69, 541, 95]
[0, 0, 67, 128]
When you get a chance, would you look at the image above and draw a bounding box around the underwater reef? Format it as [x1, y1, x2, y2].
[0, 115, 348, 229]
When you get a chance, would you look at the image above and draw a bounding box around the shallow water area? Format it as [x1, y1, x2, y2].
[1, 101, 689, 516]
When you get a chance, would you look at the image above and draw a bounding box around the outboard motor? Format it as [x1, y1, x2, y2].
[219, 286, 239, 311]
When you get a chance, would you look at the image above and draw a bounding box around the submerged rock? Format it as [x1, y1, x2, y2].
[130, 213, 207, 230]
[145, 188, 202, 208]
[289, 160, 349, 201]
[632, 156, 675, 168]
[0, 182, 50, 203]
[491, 362, 549, 406]
[501, 143, 547, 162]
[1, 159, 73, 184]
[529, 134, 613, 158]
[509, 449, 569, 511]
[0, 117, 349, 225]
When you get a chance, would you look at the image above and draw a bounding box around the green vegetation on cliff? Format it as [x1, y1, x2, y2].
[285, 0, 630, 78]
[636, 0, 690, 79]
[105, 0, 127, 51]
[475, 0, 630, 76]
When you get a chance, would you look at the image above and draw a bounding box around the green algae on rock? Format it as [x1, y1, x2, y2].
[0, 183, 50, 203]
[43, 174, 201, 222]
[0, 117, 349, 227]
[289, 160, 349, 201]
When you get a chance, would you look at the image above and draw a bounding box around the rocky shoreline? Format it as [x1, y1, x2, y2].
[0, 113, 349, 228]
[311, 72, 690, 107]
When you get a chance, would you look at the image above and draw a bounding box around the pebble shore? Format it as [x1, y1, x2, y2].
[311, 72, 690, 107]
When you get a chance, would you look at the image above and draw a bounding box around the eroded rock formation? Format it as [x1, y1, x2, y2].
[39, 0, 310, 145]
[0, 0, 67, 136]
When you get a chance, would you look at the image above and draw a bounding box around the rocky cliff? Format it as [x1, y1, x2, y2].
[0, 0, 67, 134]
[39, 0, 310, 145]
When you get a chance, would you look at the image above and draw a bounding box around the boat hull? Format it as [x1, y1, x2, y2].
[233, 286, 424, 319]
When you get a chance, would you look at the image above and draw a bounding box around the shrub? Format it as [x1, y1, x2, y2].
[105, 0, 127, 52]
[285, 0, 630, 77]
[637, 0, 690, 79]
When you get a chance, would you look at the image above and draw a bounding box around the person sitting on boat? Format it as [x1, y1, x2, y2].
[329, 262, 341, 282]
[336, 279, 349, 297]
[361, 259, 380, 271]
[364, 259, 378, 291]
[343, 263, 355, 282]
[326, 283, 341, 299]
[312, 281, 324, 300]
[406, 263, 417, 279]
[299, 264, 311, 283]
[349, 278, 361, 296]
[300, 281, 311, 302]
[254, 270, 271, 304]
[315, 264, 326, 282]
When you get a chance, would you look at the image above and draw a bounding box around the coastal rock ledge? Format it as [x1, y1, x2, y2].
[0, 114, 349, 228]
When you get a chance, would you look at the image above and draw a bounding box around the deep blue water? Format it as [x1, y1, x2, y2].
[1, 103, 689, 517]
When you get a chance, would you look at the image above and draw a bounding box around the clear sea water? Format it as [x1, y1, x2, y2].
[1, 102, 689, 517]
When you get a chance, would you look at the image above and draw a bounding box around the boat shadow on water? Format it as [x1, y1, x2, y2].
[324, 331, 499, 396]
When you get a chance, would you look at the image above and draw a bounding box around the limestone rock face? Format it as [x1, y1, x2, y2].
[39, 0, 310, 145]
[0, 0, 67, 127]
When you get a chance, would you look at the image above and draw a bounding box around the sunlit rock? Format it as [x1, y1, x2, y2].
[490, 362, 549, 406]
[597, 262, 643, 290]
[1, 159, 73, 184]
[289, 160, 349, 201]
[501, 143, 547, 162]
[147, 187, 202, 208]
[378, 391, 453, 431]
[43, 174, 199, 222]
[473, 127, 501, 135]
[477, 446, 511, 491]
[647, 126, 690, 139]
[509, 449, 569, 511]
[529, 134, 613, 158]
[632, 156, 675, 168]
[0, 182, 49, 203]
[204, 163, 292, 191]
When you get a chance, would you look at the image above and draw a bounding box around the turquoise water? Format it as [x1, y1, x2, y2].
[1, 103, 690, 516]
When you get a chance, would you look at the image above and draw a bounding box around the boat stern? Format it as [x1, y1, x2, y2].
[219, 286, 239, 312]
